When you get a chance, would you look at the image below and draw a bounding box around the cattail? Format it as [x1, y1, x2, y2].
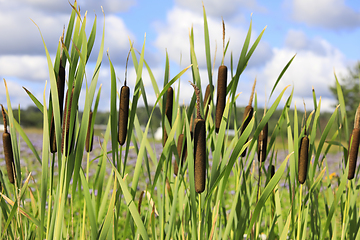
[298, 102, 309, 184]
[85, 111, 94, 152]
[354, 103, 360, 129]
[190, 82, 206, 193]
[270, 164, 275, 178]
[163, 86, 173, 146]
[138, 190, 145, 214]
[240, 79, 256, 157]
[50, 58, 66, 153]
[215, 65, 227, 133]
[1, 105, 15, 184]
[0, 170, 2, 191]
[257, 122, 268, 162]
[61, 87, 75, 156]
[175, 133, 187, 176]
[118, 85, 129, 146]
[348, 128, 360, 180]
[204, 84, 213, 120]
[298, 136, 309, 184]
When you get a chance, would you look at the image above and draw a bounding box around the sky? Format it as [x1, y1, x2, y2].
[1, 0, 360, 113]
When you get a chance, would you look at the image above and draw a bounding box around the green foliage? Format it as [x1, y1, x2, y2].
[0, 2, 359, 240]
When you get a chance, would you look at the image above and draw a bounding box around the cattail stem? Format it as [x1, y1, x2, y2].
[297, 185, 303, 240]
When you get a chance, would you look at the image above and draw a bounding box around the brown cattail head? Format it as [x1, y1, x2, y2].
[348, 128, 360, 180]
[1, 105, 15, 184]
[215, 65, 227, 133]
[190, 82, 206, 193]
[118, 85, 130, 146]
[257, 122, 268, 162]
[50, 60, 66, 153]
[204, 84, 213, 120]
[85, 111, 94, 152]
[163, 86, 173, 146]
[298, 135, 309, 184]
[194, 118, 206, 193]
[175, 133, 187, 176]
[354, 104, 360, 129]
[240, 105, 254, 157]
[61, 87, 75, 156]
[270, 164, 275, 178]
[138, 190, 145, 214]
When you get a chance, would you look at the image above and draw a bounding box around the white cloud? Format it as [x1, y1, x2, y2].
[154, 7, 271, 71]
[290, 0, 360, 30]
[0, 55, 49, 81]
[175, 0, 266, 18]
[249, 31, 349, 112]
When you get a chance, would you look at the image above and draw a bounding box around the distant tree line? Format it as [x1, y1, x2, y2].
[0, 104, 334, 139]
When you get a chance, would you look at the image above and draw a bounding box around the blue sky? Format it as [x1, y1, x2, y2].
[1, 0, 360, 112]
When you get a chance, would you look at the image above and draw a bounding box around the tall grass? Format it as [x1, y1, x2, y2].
[0, 1, 360, 239]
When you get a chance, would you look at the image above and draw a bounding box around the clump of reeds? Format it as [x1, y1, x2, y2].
[163, 86, 173, 146]
[215, 20, 227, 133]
[85, 111, 94, 152]
[348, 104, 360, 180]
[190, 82, 206, 193]
[118, 49, 131, 146]
[50, 58, 66, 153]
[61, 86, 75, 156]
[1, 104, 15, 184]
[240, 78, 256, 157]
[298, 102, 309, 184]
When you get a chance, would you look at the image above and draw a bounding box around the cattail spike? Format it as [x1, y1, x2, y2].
[354, 103, 360, 129]
[190, 82, 206, 193]
[2, 104, 15, 184]
[348, 128, 360, 180]
[118, 85, 130, 146]
[215, 65, 227, 133]
[298, 136, 309, 184]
